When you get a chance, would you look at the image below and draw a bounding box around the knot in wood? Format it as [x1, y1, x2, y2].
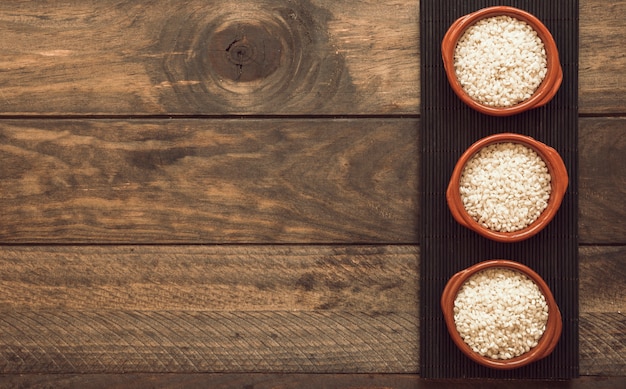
[158, 1, 348, 112]
[226, 37, 255, 66]
[210, 23, 282, 82]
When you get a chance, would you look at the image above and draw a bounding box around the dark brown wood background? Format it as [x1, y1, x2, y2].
[0, 0, 624, 387]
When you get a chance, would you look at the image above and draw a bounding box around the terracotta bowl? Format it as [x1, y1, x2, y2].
[441, 259, 562, 370]
[442, 6, 562, 116]
[446, 133, 568, 243]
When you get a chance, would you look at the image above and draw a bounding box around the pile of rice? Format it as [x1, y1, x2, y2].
[454, 15, 548, 107]
[454, 267, 549, 360]
[459, 142, 551, 232]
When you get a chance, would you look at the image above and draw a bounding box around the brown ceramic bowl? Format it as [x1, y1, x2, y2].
[446, 133, 568, 243]
[441, 259, 562, 370]
[442, 6, 562, 116]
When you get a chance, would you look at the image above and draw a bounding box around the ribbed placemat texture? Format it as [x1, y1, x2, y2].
[420, 0, 579, 379]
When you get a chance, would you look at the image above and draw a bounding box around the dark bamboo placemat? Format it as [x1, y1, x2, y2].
[420, 0, 579, 379]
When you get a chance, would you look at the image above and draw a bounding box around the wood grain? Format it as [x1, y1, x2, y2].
[0, 119, 419, 244]
[580, 313, 626, 376]
[0, 245, 419, 312]
[0, 0, 623, 115]
[579, 118, 626, 244]
[579, 0, 626, 114]
[0, 245, 623, 375]
[579, 246, 626, 313]
[0, 310, 419, 373]
[0, 0, 418, 115]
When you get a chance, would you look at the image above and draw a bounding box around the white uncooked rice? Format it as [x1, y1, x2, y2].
[454, 15, 548, 107]
[453, 267, 549, 360]
[459, 142, 551, 232]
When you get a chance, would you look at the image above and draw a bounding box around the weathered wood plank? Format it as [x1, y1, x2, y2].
[0, 0, 626, 114]
[579, 246, 626, 313]
[1, 245, 623, 311]
[579, 118, 626, 244]
[580, 313, 626, 376]
[1, 374, 625, 389]
[0, 245, 623, 375]
[0, 310, 419, 373]
[2, 118, 625, 244]
[0, 0, 623, 115]
[1, 245, 622, 313]
[0, 245, 419, 313]
[0, 310, 622, 375]
[579, 0, 626, 114]
[0, 119, 419, 244]
[8, 0, 626, 114]
[0, 0, 418, 115]
[0, 246, 420, 374]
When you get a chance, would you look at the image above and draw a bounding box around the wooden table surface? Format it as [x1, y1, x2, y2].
[0, 1, 624, 387]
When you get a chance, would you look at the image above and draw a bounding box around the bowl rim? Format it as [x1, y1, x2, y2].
[441, 259, 563, 370]
[441, 6, 563, 116]
[446, 133, 569, 243]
